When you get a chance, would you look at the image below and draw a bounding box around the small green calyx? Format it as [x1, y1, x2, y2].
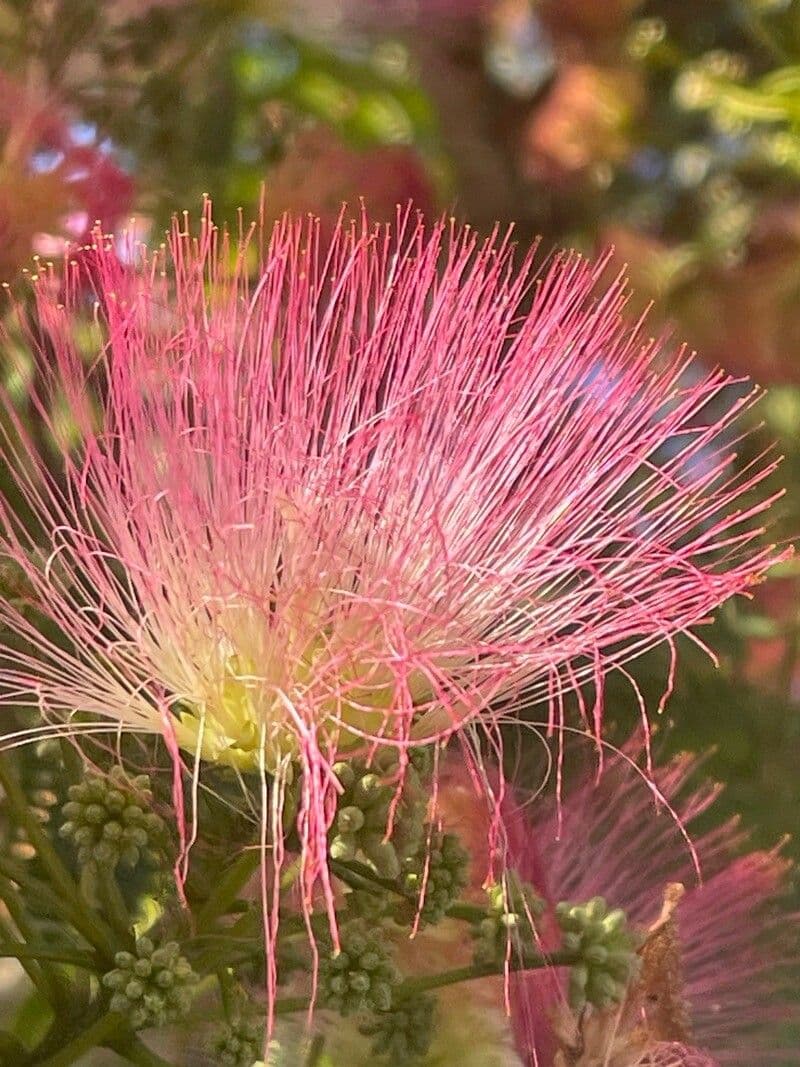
[395, 829, 469, 928]
[319, 926, 400, 1016]
[556, 896, 640, 1009]
[359, 993, 436, 1065]
[473, 872, 546, 966]
[102, 937, 198, 1029]
[59, 765, 170, 873]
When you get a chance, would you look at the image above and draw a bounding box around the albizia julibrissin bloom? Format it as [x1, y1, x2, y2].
[0, 71, 134, 277]
[0, 203, 785, 990]
[501, 747, 797, 1065]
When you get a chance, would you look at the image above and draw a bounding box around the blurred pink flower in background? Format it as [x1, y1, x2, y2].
[265, 125, 437, 238]
[434, 736, 795, 1065]
[521, 63, 642, 185]
[504, 744, 797, 1065]
[0, 71, 133, 277]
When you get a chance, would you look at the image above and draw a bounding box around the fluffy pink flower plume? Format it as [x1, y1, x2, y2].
[0, 72, 134, 281]
[506, 745, 798, 1065]
[0, 202, 785, 1017]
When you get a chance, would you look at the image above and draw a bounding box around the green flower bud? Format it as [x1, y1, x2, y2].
[105, 789, 126, 813]
[369, 981, 393, 1013]
[345, 888, 389, 922]
[396, 830, 469, 928]
[556, 896, 640, 1010]
[333, 762, 356, 790]
[360, 993, 436, 1065]
[212, 1013, 264, 1067]
[319, 925, 399, 1017]
[472, 871, 546, 966]
[363, 835, 401, 880]
[330, 834, 357, 862]
[349, 971, 371, 994]
[329, 753, 433, 879]
[59, 766, 171, 876]
[337, 806, 366, 834]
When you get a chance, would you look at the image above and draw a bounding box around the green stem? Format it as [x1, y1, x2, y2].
[111, 1035, 175, 1067]
[331, 858, 485, 925]
[333, 858, 398, 894]
[217, 966, 237, 1021]
[0, 756, 118, 958]
[195, 849, 261, 929]
[0, 856, 115, 962]
[0, 942, 96, 968]
[328, 859, 384, 898]
[446, 902, 488, 923]
[0, 876, 57, 1002]
[397, 950, 578, 998]
[97, 866, 133, 944]
[37, 1011, 124, 1067]
[304, 1034, 326, 1067]
[273, 951, 579, 1017]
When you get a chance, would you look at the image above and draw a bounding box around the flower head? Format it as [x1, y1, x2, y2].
[0, 202, 784, 1017]
[507, 744, 797, 1065]
[0, 72, 133, 280]
[265, 125, 436, 241]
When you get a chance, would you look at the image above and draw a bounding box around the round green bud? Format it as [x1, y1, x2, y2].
[337, 806, 365, 834]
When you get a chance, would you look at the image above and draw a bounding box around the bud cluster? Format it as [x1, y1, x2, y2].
[472, 873, 546, 966]
[360, 993, 436, 1065]
[102, 937, 198, 1029]
[59, 765, 170, 871]
[213, 1015, 264, 1066]
[319, 926, 399, 1016]
[26, 737, 63, 815]
[330, 749, 430, 880]
[395, 829, 469, 927]
[346, 887, 390, 922]
[6, 735, 64, 860]
[556, 896, 639, 1009]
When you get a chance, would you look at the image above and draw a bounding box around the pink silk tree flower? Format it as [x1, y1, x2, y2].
[507, 745, 797, 1066]
[0, 71, 134, 286]
[640, 1045, 720, 1067]
[0, 203, 786, 1014]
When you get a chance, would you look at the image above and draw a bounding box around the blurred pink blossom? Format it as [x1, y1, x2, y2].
[0, 72, 133, 274]
[507, 745, 797, 1064]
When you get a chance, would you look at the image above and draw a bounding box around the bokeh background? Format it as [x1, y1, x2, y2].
[0, 0, 799, 1058]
